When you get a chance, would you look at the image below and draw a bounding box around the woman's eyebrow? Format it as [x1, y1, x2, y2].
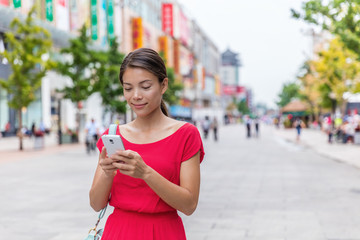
[140, 79, 152, 84]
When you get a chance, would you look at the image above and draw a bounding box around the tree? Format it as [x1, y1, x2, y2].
[163, 67, 183, 105]
[291, 0, 360, 62]
[54, 25, 97, 135]
[92, 38, 127, 121]
[311, 38, 360, 113]
[276, 82, 301, 107]
[297, 61, 322, 120]
[237, 99, 250, 115]
[158, 51, 184, 106]
[0, 7, 54, 150]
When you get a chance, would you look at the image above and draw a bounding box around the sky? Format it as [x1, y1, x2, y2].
[179, 0, 313, 108]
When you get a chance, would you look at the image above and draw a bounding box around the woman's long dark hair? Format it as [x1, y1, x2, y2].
[119, 48, 168, 116]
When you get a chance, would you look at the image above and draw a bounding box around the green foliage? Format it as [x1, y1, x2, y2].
[54, 25, 96, 104]
[276, 82, 301, 107]
[163, 67, 183, 105]
[0, 7, 54, 150]
[237, 99, 250, 115]
[92, 38, 127, 114]
[292, 0, 360, 60]
[0, 7, 54, 110]
[312, 38, 360, 109]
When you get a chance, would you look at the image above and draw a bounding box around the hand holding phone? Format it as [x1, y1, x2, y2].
[101, 135, 125, 156]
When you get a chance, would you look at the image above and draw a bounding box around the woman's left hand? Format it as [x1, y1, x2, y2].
[110, 150, 150, 179]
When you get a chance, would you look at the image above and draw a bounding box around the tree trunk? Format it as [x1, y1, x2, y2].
[18, 110, 23, 151]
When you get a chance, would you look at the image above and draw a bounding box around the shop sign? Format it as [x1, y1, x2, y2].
[107, 0, 114, 41]
[0, 0, 9, 6]
[173, 39, 180, 74]
[159, 36, 168, 63]
[91, 0, 98, 40]
[13, 0, 20, 8]
[162, 3, 173, 36]
[132, 17, 143, 50]
[45, 0, 53, 21]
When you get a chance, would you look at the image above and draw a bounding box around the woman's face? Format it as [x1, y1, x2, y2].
[122, 67, 167, 117]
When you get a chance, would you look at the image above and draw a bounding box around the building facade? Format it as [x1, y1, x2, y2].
[0, 0, 223, 138]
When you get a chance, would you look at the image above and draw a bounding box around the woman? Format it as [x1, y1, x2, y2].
[89, 48, 205, 239]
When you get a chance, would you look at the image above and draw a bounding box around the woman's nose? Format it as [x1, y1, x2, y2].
[133, 89, 142, 100]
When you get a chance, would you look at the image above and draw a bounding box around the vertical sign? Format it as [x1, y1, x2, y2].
[202, 67, 205, 90]
[13, 0, 20, 8]
[162, 3, 173, 37]
[45, 0, 53, 21]
[90, 0, 98, 40]
[107, 0, 114, 42]
[173, 39, 180, 74]
[132, 17, 143, 50]
[159, 36, 168, 63]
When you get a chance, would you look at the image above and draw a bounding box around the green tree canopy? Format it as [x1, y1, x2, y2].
[92, 38, 127, 118]
[0, 7, 54, 150]
[276, 82, 301, 107]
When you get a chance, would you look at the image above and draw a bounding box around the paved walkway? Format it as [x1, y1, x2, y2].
[274, 126, 360, 169]
[1, 124, 360, 240]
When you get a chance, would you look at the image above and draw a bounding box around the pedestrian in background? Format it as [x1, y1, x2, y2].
[201, 116, 211, 139]
[245, 115, 252, 138]
[254, 117, 260, 137]
[212, 117, 218, 141]
[293, 117, 305, 141]
[89, 48, 204, 240]
[85, 118, 99, 154]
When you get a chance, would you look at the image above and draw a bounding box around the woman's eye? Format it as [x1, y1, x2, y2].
[143, 86, 151, 89]
[124, 88, 132, 91]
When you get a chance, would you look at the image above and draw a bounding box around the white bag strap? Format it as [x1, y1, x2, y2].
[108, 124, 118, 135]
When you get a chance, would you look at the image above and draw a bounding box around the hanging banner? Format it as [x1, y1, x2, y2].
[173, 39, 180, 74]
[162, 3, 173, 37]
[107, 0, 114, 42]
[45, 0, 53, 21]
[0, 0, 9, 6]
[13, 0, 20, 8]
[159, 36, 168, 63]
[132, 17, 143, 50]
[91, 0, 98, 40]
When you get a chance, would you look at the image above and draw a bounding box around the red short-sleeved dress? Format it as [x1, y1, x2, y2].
[96, 122, 205, 240]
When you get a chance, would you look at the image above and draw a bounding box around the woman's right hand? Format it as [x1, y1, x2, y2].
[99, 147, 117, 178]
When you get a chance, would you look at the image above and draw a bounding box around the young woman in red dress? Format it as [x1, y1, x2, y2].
[89, 48, 204, 239]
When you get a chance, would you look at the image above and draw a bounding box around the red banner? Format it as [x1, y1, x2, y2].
[223, 86, 245, 95]
[0, 0, 9, 5]
[162, 3, 173, 36]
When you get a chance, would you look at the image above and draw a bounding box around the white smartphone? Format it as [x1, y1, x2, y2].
[101, 135, 125, 156]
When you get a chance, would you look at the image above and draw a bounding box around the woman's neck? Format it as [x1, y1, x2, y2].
[131, 110, 169, 132]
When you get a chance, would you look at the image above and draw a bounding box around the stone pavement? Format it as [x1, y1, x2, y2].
[1, 124, 360, 239]
[274, 126, 360, 169]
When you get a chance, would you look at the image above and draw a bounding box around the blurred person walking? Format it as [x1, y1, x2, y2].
[212, 117, 218, 141]
[254, 117, 260, 137]
[85, 118, 99, 154]
[245, 116, 252, 138]
[201, 116, 211, 139]
[293, 117, 305, 141]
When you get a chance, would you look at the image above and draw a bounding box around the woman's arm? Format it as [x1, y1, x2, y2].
[89, 147, 117, 212]
[112, 150, 201, 216]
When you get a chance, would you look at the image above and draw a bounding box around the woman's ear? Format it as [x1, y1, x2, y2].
[161, 78, 168, 94]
